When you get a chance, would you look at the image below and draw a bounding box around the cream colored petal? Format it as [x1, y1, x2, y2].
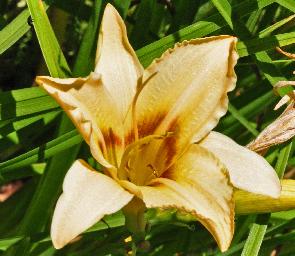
[36, 73, 124, 168]
[51, 159, 133, 249]
[134, 36, 238, 171]
[200, 131, 281, 198]
[140, 144, 234, 252]
[95, 4, 143, 118]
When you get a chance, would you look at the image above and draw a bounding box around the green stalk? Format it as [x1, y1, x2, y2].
[123, 197, 150, 255]
[123, 198, 147, 241]
[235, 179, 295, 215]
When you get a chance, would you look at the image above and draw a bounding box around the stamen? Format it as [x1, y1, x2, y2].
[147, 164, 159, 178]
[118, 133, 170, 182]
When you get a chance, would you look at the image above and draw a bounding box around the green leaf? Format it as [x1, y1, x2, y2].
[0, 164, 45, 185]
[0, 111, 59, 163]
[0, 87, 46, 103]
[228, 104, 259, 137]
[237, 32, 295, 57]
[26, 0, 70, 77]
[254, 51, 285, 86]
[275, 141, 293, 178]
[72, 0, 104, 76]
[0, 111, 60, 140]
[0, 95, 58, 121]
[259, 14, 295, 38]
[219, 90, 277, 135]
[241, 220, 268, 256]
[0, 1, 90, 55]
[246, 9, 264, 35]
[276, 0, 295, 12]
[0, 9, 31, 55]
[87, 211, 125, 233]
[0, 129, 82, 180]
[210, 0, 233, 29]
[0, 237, 23, 251]
[137, 0, 275, 67]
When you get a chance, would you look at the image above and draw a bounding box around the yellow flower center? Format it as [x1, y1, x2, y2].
[117, 133, 174, 186]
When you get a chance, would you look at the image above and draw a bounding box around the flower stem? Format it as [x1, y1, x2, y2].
[235, 179, 295, 215]
[123, 198, 147, 241]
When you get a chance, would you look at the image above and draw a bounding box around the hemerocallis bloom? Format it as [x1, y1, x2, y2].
[36, 4, 281, 252]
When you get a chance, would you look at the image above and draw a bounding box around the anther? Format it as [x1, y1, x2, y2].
[147, 164, 159, 178]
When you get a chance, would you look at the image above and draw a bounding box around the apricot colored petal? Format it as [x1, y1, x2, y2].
[135, 36, 238, 170]
[36, 74, 124, 168]
[94, 4, 143, 118]
[136, 36, 237, 141]
[51, 160, 133, 249]
[140, 144, 234, 252]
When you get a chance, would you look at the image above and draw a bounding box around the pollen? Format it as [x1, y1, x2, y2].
[124, 235, 132, 243]
[147, 164, 159, 178]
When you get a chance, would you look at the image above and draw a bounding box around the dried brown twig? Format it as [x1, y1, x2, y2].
[248, 48, 295, 153]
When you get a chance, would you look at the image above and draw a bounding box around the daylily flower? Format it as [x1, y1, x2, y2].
[36, 4, 281, 252]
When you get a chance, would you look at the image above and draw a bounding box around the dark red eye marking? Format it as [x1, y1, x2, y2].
[102, 128, 122, 147]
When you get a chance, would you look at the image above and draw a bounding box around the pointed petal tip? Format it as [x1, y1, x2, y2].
[95, 0, 143, 120]
[51, 233, 65, 250]
[105, 2, 116, 10]
[269, 178, 282, 199]
[218, 238, 231, 252]
[35, 75, 43, 83]
[35, 76, 49, 87]
[51, 228, 81, 250]
[103, 2, 121, 20]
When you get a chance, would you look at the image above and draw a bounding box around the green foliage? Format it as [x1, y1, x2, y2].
[0, 0, 294, 255]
